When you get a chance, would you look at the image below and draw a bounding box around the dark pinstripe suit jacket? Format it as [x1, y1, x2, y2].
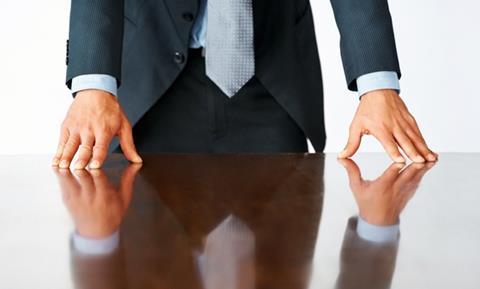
[65, 0, 401, 152]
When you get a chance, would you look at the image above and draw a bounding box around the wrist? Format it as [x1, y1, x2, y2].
[73, 90, 121, 117]
[360, 89, 399, 103]
[359, 210, 399, 226]
[75, 89, 117, 100]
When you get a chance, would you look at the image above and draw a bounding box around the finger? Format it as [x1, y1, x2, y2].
[74, 134, 95, 170]
[397, 162, 425, 185]
[372, 130, 406, 163]
[403, 113, 425, 141]
[403, 116, 437, 162]
[393, 129, 425, 163]
[406, 162, 436, 193]
[119, 163, 142, 208]
[403, 125, 436, 162]
[374, 162, 405, 185]
[73, 169, 95, 194]
[53, 128, 69, 166]
[337, 158, 363, 188]
[90, 169, 113, 193]
[59, 134, 81, 168]
[411, 161, 436, 183]
[118, 121, 142, 163]
[395, 163, 426, 201]
[338, 125, 362, 159]
[52, 167, 80, 199]
[409, 116, 438, 162]
[90, 135, 111, 169]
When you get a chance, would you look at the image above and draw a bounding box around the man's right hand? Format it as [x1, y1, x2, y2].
[52, 90, 142, 169]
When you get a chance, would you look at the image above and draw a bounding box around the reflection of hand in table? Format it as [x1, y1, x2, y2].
[54, 164, 141, 238]
[338, 159, 435, 226]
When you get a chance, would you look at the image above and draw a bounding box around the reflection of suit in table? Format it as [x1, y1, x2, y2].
[335, 217, 399, 289]
[68, 156, 403, 289]
[69, 155, 325, 288]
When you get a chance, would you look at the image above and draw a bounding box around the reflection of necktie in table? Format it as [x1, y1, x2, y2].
[205, 0, 255, 98]
[197, 215, 255, 289]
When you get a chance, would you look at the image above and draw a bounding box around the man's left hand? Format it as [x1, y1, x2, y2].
[338, 89, 438, 163]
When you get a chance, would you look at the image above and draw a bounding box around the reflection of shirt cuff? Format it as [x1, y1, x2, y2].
[356, 216, 399, 243]
[357, 71, 400, 99]
[72, 230, 120, 255]
[71, 74, 118, 97]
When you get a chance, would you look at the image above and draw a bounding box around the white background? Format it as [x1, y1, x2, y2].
[0, 0, 478, 154]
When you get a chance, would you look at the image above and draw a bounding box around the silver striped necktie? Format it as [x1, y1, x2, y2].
[205, 0, 255, 98]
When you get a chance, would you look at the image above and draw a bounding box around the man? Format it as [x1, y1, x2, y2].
[53, 0, 438, 169]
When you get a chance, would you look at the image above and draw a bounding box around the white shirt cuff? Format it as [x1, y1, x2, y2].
[71, 74, 118, 97]
[72, 230, 120, 255]
[357, 71, 400, 99]
[356, 216, 399, 243]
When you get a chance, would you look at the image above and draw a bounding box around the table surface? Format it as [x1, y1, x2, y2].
[0, 153, 479, 289]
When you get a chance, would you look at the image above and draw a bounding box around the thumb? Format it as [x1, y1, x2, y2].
[119, 163, 142, 208]
[338, 158, 363, 188]
[118, 121, 142, 164]
[338, 126, 362, 159]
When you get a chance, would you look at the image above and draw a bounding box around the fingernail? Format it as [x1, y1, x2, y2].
[74, 161, 86, 170]
[427, 153, 437, 162]
[52, 158, 60, 166]
[414, 156, 426, 163]
[133, 155, 143, 163]
[59, 160, 69, 168]
[90, 160, 101, 169]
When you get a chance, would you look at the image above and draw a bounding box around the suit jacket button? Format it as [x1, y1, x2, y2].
[182, 12, 194, 22]
[174, 52, 185, 64]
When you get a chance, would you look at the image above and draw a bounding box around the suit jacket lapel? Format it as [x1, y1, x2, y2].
[161, 0, 198, 44]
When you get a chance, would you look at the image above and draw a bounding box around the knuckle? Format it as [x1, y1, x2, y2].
[67, 137, 80, 146]
[359, 117, 373, 127]
[389, 148, 401, 156]
[407, 114, 416, 122]
[95, 123, 109, 133]
[68, 127, 79, 135]
[123, 120, 132, 130]
[121, 126, 133, 136]
[406, 114, 417, 125]
[81, 131, 95, 141]
[93, 144, 108, 153]
[408, 148, 420, 156]
[404, 127, 415, 136]
[348, 123, 360, 133]
[95, 130, 114, 141]
[384, 137, 397, 147]
[61, 123, 70, 132]
[388, 150, 399, 157]
[419, 147, 430, 154]
[374, 122, 389, 133]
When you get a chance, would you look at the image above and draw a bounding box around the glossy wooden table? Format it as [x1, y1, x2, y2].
[0, 153, 479, 289]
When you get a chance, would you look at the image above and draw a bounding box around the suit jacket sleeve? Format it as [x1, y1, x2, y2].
[66, 0, 124, 89]
[330, 0, 401, 91]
